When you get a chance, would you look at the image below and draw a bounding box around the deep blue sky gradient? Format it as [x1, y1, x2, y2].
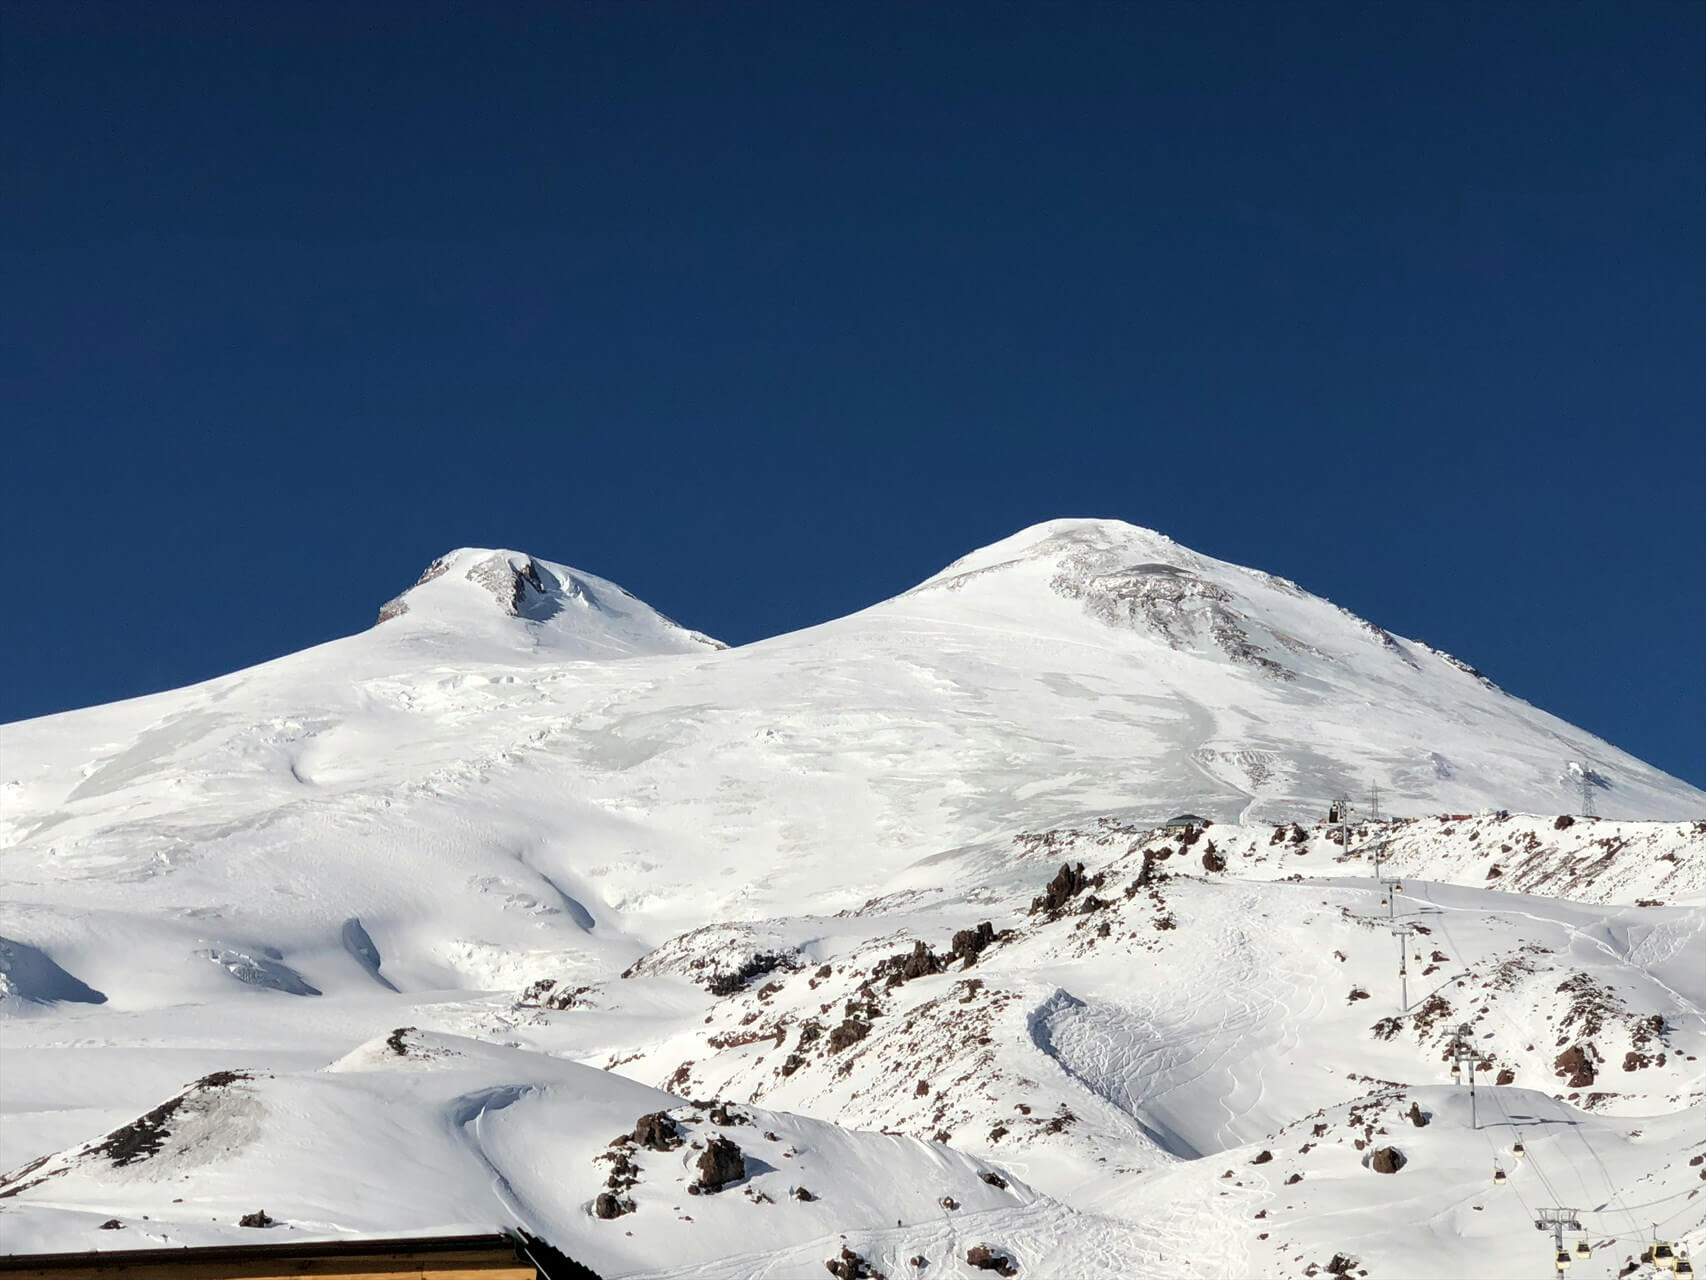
[3, 1, 1703, 786]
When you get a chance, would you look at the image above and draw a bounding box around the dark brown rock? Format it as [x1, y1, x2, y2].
[1369, 1146, 1405, 1174]
[951, 922, 997, 966]
[1555, 1044, 1597, 1088]
[695, 1134, 745, 1192]
[966, 1244, 1019, 1275]
[825, 1246, 885, 1279]
[238, 1210, 276, 1228]
[633, 1111, 682, 1151]
[594, 1192, 632, 1219]
[827, 1018, 870, 1053]
[1030, 862, 1087, 915]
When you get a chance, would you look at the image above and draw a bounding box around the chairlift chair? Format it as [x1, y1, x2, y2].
[1511, 1141, 1526, 1160]
[1574, 1238, 1591, 1258]
[1554, 1248, 1571, 1273]
[1654, 1240, 1677, 1272]
[1675, 1249, 1693, 1278]
[1492, 1165, 1507, 1185]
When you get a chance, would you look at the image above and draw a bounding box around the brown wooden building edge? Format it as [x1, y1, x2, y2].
[0, 1231, 598, 1280]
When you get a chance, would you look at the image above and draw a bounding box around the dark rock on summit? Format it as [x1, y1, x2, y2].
[238, 1210, 276, 1228]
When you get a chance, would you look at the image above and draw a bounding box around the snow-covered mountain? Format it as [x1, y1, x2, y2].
[2, 519, 1702, 1279]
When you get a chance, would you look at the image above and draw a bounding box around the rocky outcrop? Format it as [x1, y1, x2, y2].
[632, 1112, 682, 1151]
[1030, 863, 1087, 916]
[694, 1135, 745, 1192]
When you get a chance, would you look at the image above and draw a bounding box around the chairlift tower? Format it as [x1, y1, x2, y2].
[1449, 1023, 1483, 1129]
[1578, 768, 1595, 819]
[1368, 780, 1381, 822]
[1534, 1208, 1583, 1273]
[1379, 920, 1412, 1010]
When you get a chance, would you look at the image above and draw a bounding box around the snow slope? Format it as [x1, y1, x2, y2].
[2, 519, 1702, 1277]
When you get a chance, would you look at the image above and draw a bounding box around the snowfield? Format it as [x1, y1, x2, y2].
[2, 519, 1702, 1278]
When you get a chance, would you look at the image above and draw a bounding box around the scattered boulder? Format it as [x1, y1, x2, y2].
[98, 1219, 122, 1230]
[695, 1135, 746, 1192]
[981, 1170, 1009, 1189]
[1326, 1254, 1357, 1275]
[1407, 1102, 1430, 1128]
[238, 1210, 276, 1228]
[825, 1246, 886, 1279]
[1252, 1149, 1273, 1164]
[1369, 1146, 1405, 1174]
[593, 1192, 633, 1219]
[1201, 845, 1226, 873]
[827, 1018, 871, 1053]
[633, 1112, 682, 1151]
[966, 1244, 1019, 1275]
[793, 1186, 816, 1201]
[1496, 1066, 1516, 1086]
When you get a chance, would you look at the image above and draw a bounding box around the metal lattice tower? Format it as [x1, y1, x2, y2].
[1578, 767, 1596, 819]
[1534, 1207, 1583, 1261]
[1368, 780, 1381, 822]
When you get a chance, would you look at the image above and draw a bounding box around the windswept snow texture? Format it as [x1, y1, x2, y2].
[1, 520, 1702, 1278]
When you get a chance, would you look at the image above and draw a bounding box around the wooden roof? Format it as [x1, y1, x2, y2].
[0, 1231, 592, 1280]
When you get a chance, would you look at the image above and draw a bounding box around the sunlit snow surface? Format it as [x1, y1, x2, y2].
[2, 520, 1702, 1277]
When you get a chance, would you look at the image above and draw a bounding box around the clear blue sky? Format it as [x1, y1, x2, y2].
[3, 1, 1702, 788]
